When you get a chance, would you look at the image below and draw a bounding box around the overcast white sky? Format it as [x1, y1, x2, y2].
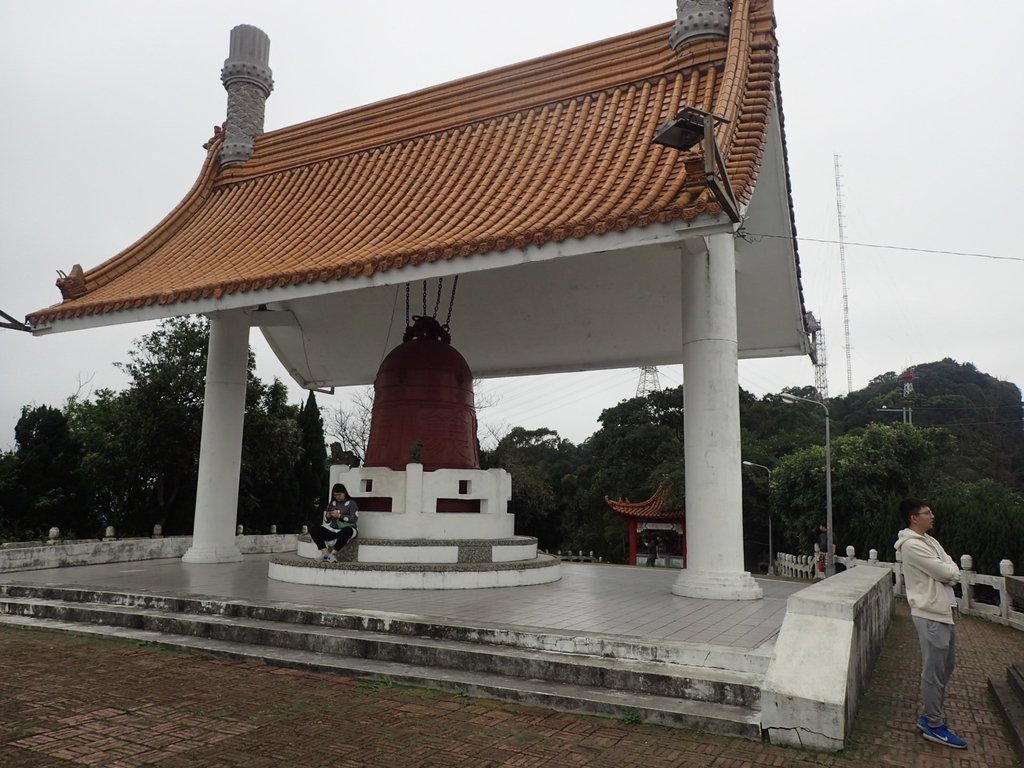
[1, 1, 1022, 450]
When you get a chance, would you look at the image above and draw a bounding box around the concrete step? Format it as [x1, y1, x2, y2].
[989, 661, 1024, 762]
[1010, 662, 1024, 700]
[0, 583, 772, 674]
[0, 610, 762, 740]
[0, 594, 761, 708]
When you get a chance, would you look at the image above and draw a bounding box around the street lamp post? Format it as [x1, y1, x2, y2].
[742, 461, 773, 575]
[780, 393, 834, 577]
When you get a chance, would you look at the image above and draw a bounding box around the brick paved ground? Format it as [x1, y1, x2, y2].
[0, 601, 1020, 768]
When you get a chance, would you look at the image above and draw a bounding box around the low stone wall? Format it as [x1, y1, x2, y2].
[761, 565, 894, 751]
[0, 535, 297, 573]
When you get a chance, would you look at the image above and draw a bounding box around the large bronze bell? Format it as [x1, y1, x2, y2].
[364, 315, 480, 473]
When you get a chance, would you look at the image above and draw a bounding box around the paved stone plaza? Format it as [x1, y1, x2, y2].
[0, 555, 798, 649]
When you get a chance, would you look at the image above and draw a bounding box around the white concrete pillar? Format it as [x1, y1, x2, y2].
[182, 309, 250, 563]
[672, 232, 762, 600]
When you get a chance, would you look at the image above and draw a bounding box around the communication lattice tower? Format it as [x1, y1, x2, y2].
[636, 366, 662, 398]
[805, 312, 829, 402]
[834, 154, 854, 394]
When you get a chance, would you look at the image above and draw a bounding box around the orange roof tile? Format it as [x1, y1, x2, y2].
[604, 486, 684, 521]
[28, 0, 780, 326]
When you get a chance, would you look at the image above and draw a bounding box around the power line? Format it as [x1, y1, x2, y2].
[740, 231, 1024, 264]
[923, 419, 1023, 428]
[911, 404, 1024, 412]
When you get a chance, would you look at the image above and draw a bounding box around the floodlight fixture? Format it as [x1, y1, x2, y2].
[652, 105, 741, 223]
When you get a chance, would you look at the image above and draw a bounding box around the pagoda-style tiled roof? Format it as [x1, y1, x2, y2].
[605, 486, 684, 521]
[29, 0, 780, 326]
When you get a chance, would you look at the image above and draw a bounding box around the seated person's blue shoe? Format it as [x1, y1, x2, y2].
[920, 721, 967, 749]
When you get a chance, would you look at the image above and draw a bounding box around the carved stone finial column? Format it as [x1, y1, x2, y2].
[219, 25, 274, 167]
[669, 0, 731, 51]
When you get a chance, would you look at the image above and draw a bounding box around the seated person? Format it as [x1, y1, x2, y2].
[311, 483, 358, 562]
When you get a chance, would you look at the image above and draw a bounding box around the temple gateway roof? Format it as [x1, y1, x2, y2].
[28, 0, 810, 388]
[605, 486, 685, 521]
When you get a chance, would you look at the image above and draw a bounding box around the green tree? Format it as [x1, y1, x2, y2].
[773, 423, 954, 559]
[568, 387, 685, 563]
[238, 379, 302, 533]
[113, 317, 209, 533]
[294, 391, 329, 530]
[739, 387, 836, 569]
[65, 388, 139, 535]
[64, 317, 307, 536]
[481, 427, 580, 551]
[928, 480, 1024, 574]
[0, 449, 23, 540]
[9, 405, 84, 537]
[833, 359, 1023, 489]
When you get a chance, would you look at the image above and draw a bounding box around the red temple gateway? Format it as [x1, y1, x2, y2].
[605, 486, 686, 567]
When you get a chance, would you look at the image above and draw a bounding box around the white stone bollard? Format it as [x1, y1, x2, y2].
[846, 545, 856, 558]
[868, 549, 878, 562]
[269, 525, 277, 535]
[301, 525, 308, 535]
[152, 524, 163, 538]
[47, 527, 60, 543]
[998, 560, 1014, 621]
[103, 526, 116, 541]
[894, 550, 905, 597]
[236, 524, 244, 536]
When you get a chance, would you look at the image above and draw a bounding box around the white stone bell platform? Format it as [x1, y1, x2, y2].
[272, 462, 560, 588]
[271, 535, 560, 589]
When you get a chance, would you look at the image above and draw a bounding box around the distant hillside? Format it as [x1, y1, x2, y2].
[831, 358, 1024, 490]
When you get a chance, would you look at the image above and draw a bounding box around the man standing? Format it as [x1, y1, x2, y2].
[894, 497, 967, 749]
[646, 535, 658, 567]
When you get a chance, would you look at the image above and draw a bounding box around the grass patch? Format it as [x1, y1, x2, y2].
[360, 676, 396, 692]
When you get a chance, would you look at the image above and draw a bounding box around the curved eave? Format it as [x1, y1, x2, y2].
[605, 486, 684, 520]
[27, 0, 779, 329]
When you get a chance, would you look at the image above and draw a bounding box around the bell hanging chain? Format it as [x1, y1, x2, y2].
[445, 275, 459, 327]
[432, 278, 443, 318]
[403, 275, 458, 331]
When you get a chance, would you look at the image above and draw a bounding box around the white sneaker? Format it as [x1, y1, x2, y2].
[321, 552, 331, 562]
[327, 552, 338, 563]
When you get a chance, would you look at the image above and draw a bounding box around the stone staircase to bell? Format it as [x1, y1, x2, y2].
[0, 582, 766, 739]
